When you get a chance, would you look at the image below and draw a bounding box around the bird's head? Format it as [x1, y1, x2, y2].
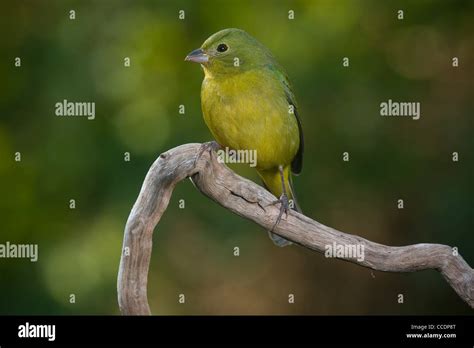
[185, 28, 274, 77]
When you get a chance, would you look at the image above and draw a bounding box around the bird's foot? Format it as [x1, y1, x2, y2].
[195, 141, 221, 166]
[268, 193, 290, 232]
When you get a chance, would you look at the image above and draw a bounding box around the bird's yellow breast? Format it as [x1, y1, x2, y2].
[201, 68, 299, 171]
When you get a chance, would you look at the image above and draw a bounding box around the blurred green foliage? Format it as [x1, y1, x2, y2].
[0, 0, 472, 314]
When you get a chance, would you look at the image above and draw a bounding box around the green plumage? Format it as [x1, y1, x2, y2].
[187, 28, 304, 246]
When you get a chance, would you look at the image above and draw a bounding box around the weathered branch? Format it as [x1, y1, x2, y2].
[117, 143, 474, 314]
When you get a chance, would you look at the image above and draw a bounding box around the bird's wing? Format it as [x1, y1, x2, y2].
[269, 65, 304, 175]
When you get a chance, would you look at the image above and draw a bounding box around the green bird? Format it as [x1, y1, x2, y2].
[185, 28, 304, 247]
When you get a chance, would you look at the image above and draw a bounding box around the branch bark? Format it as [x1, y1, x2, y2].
[117, 143, 474, 314]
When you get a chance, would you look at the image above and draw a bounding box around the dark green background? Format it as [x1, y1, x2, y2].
[0, 0, 472, 314]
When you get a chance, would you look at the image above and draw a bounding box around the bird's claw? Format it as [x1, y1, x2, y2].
[195, 141, 221, 166]
[268, 193, 290, 232]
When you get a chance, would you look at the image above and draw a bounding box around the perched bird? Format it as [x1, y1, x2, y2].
[185, 28, 304, 247]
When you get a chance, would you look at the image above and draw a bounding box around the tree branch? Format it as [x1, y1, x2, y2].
[117, 143, 474, 314]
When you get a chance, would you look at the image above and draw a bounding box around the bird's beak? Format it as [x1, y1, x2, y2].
[185, 48, 209, 64]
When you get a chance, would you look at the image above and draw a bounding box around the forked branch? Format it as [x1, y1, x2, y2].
[117, 143, 473, 314]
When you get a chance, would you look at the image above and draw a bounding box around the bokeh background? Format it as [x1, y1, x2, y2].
[0, 0, 472, 315]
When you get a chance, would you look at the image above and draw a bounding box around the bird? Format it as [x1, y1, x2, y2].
[185, 28, 304, 247]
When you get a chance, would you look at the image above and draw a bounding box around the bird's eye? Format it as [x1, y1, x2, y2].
[217, 43, 228, 52]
